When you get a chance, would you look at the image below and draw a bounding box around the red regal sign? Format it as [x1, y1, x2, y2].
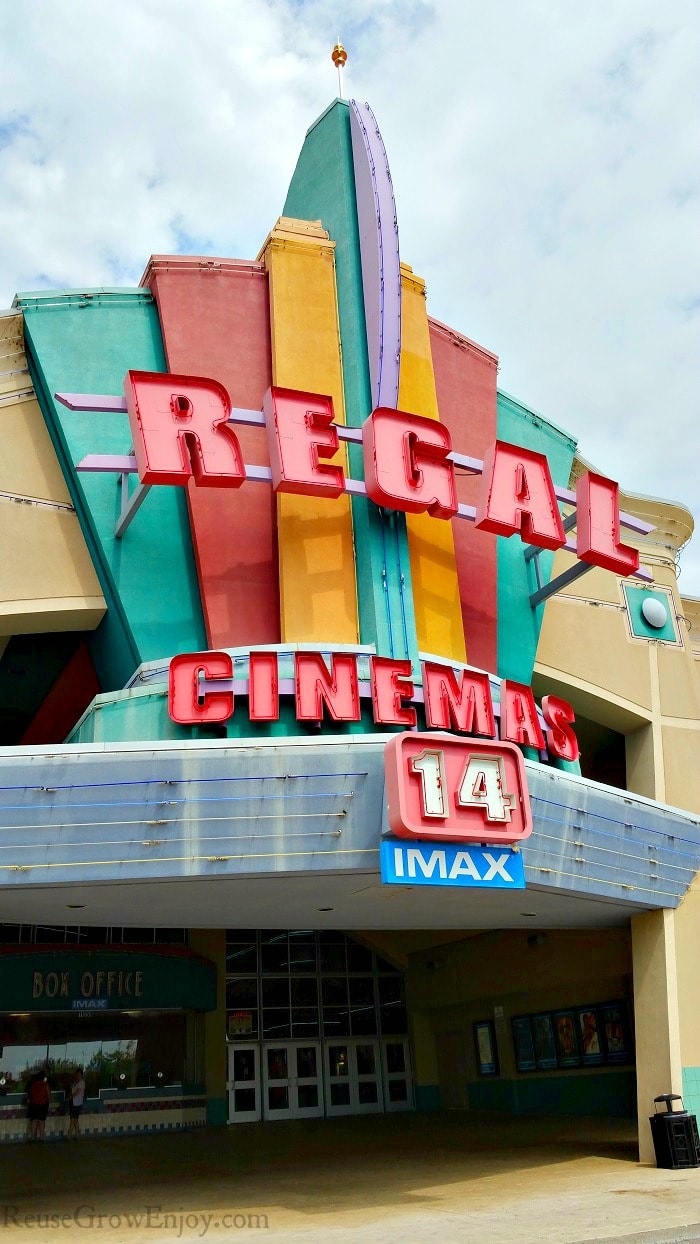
[121, 372, 641, 575]
[384, 733, 533, 846]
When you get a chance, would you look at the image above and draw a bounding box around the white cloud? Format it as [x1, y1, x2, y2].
[1, 0, 698, 589]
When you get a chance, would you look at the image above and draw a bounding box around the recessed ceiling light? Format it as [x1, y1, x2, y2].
[521, 912, 538, 917]
[317, 907, 334, 912]
[66, 904, 86, 910]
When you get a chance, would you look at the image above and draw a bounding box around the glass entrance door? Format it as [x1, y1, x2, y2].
[227, 1044, 260, 1123]
[263, 1041, 324, 1120]
[324, 1039, 382, 1116]
[381, 1037, 413, 1111]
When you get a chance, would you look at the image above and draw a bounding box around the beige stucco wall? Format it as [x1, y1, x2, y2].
[188, 929, 227, 1106]
[535, 478, 700, 1112]
[0, 311, 105, 636]
[631, 910, 682, 1164]
[535, 488, 700, 813]
[364, 929, 632, 1097]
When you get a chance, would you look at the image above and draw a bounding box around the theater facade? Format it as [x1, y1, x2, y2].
[1, 97, 700, 1163]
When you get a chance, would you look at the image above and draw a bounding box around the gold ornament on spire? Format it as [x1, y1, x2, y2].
[331, 40, 347, 98]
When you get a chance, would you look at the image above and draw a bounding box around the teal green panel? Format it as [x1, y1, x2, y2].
[415, 1084, 441, 1111]
[67, 687, 416, 745]
[16, 290, 205, 689]
[206, 1097, 228, 1126]
[552, 756, 582, 776]
[496, 390, 577, 683]
[623, 585, 680, 644]
[467, 1079, 517, 1112]
[283, 102, 418, 666]
[66, 691, 193, 744]
[682, 1067, 700, 1123]
[508, 1069, 636, 1116]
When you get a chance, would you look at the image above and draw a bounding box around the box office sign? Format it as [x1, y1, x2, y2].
[0, 950, 217, 1013]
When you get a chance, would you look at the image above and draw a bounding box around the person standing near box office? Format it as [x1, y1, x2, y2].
[68, 1067, 86, 1140]
[27, 1071, 50, 1141]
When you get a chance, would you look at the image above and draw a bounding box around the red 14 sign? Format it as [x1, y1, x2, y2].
[385, 734, 532, 845]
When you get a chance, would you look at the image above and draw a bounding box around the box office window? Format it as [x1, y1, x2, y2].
[0, 1011, 187, 1096]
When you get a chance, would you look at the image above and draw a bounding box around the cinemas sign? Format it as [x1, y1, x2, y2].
[168, 647, 579, 764]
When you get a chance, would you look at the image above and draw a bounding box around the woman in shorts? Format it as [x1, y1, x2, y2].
[27, 1071, 50, 1141]
[68, 1067, 86, 1139]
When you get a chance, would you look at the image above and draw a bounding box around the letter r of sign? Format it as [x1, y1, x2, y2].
[125, 371, 245, 487]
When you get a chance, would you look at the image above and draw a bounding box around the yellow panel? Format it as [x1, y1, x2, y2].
[0, 503, 105, 635]
[0, 394, 72, 501]
[259, 219, 359, 644]
[398, 264, 466, 662]
[0, 313, 106, 637]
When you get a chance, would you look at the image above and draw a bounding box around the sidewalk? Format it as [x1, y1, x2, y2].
[1, 1112, 698, 1243]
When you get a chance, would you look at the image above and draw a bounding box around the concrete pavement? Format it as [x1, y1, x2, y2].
[1, 1113, 698, 1243]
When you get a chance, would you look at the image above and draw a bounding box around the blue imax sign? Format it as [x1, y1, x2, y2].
[380, 839, 526, 889]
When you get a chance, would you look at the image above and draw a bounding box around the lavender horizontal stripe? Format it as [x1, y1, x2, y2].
[450, 450, 483, 473]
[345, 478, 368, 497]
[457, 502, 477, 521]
[78, 454, 137, 472]
[245, 465, 272, 483]
[56, 392, 128, 412]
[231, 407, 263, 426]
[199, 675, 427, 705]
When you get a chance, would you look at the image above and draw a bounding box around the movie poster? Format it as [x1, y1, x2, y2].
[553, 1010, 580, 1067]
[474, 1020, 499, 1075]
[532, 1013, 557, 1070]
[577, 1008, 604, 1066]
[601, 1002, 631, 1063]
[512, 1016, 536, 1072]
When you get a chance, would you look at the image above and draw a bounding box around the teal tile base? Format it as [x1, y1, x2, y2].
[415, 1084, 441, 1111]
[470, 1070, 636, 1117]
[206, 1097, 228, 1126]
[682, 1067, 700, 1121]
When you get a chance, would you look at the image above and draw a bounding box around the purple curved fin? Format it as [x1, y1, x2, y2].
[350, 100, 401, 411]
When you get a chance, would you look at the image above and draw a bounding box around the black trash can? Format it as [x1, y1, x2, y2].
[649, 1094, 700, 1169]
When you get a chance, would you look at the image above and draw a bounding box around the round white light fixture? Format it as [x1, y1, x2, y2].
[641, 597, 668, 629]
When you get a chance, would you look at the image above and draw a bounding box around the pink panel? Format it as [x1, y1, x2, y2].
[144, 257, 279, 648]
[20, 643, 100, 745]
[429, 318, 498, 673]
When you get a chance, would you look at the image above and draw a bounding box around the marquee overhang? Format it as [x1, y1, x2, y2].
[1, 735, 697, 930]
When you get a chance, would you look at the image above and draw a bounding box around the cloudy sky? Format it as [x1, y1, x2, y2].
[2, 1, 698, 592]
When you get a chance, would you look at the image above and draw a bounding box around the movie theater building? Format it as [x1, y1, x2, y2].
[1, 97, 699, 1163]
